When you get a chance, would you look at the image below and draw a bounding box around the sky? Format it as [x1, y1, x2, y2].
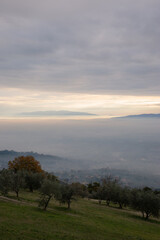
[1, 0, 160, 118]
[1, 1, 160, 176]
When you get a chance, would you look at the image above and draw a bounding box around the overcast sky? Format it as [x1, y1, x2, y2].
[1, 0, 160, 118]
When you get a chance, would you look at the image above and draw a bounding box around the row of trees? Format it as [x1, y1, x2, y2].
[0, 169, 44, 198]
[0, 156, 160, 220]
[89, 177, 160, 220]
[0, 168, 78, 209]
[0, 156, 83, 210]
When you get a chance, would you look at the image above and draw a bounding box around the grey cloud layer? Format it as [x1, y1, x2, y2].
[0, 0, 160, 94]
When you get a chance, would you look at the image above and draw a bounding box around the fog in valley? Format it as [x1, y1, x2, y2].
[0, 117, 160, 176]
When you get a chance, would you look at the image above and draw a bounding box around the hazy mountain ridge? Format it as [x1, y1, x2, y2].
[19, 110, 97, 117]
[120, 113, 160, 118]
[0, 150, 77, 172]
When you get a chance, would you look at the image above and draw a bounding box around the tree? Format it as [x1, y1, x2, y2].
[44, 172, 57, 182]
[0, 169, 11, 196]
[25, 171, 44, 192]
[143, 186, 152, 192]
[10, 170, 25, 198]
[57, 184, 75, 209]
[71, 182, 88, 198]
[93, 185, 106, 204]
[101, 177, 118, 206]
[8, 156, 43, 173]
[39, 179, 60, 210]
[131, 189, 160, 220]
[111, 185, 130, 209]
[87, 182, 100, 194]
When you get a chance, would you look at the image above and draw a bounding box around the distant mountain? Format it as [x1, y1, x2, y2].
[0, 150, 85, 172]
[19, 110, 97, 117]
[120, 114, 160, 119]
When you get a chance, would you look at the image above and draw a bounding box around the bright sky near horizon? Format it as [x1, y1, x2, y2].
[1, 0, 160, 119]
[1, 88, 160, 119]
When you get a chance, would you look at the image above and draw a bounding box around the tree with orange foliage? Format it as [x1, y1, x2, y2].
[8, 156, 43, 173]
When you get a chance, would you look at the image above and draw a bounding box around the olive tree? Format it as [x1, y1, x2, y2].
[39, 179, 60, 210]
[56, 184, 75, 209]
[111, 185, 130, 209]
[10, 170, 25, 198]
[0, 169, 11, 196]
[131, 189, 160, 220]
[25, 171, 44, 192]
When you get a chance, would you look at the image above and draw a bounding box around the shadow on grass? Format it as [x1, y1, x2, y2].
[5, 194, 39, 206]
[36, 205, 73, 213]
[6, 195, 20, 200]
[91, 200, 160, 224]
[53, 205, 82, 216]
[129, 213, 160, 224]
[33, 206, 60, 217]
[54, 206, 69, 212]
[91, 200, 128, 211]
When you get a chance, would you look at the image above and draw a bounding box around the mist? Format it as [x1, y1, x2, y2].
[0, 118, 160, 175]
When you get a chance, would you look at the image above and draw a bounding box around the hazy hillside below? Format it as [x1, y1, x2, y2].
[0, 150, 160, 188]
[55, 168, 160, 189]
[0, 150, 87, 172]
[0, 117, 160, 182]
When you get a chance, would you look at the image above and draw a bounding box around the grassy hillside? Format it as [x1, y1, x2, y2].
[0, 192, 160, 240]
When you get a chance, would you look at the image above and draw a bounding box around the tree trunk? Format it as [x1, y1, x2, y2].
[145, 213, 149, 220]
[145, 212, 151, 220]
[29, 185, 33, 192]
[106, 200, 110, 206]
[16, 190, 19, 199]
[67, 200, 71, 209]
[44, 196, 52, 210]
[119, 203, 122, 209]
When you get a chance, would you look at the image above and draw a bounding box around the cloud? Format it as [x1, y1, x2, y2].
[0, 0, 160, 95]
[1, 88, 160, 118]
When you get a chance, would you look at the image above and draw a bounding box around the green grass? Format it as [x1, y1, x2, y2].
[0, 193, 160, 240]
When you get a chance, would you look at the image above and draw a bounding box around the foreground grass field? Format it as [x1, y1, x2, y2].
[0, 192, 160, 240]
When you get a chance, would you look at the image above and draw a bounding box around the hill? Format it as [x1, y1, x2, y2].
[0, 192, 160, 240]
[0, 150, 79, 172]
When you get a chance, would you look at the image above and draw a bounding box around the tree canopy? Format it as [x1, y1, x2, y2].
[8, 156, 43, 173]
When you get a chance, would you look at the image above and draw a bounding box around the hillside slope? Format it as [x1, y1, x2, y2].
[0, 194, 160, 240]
